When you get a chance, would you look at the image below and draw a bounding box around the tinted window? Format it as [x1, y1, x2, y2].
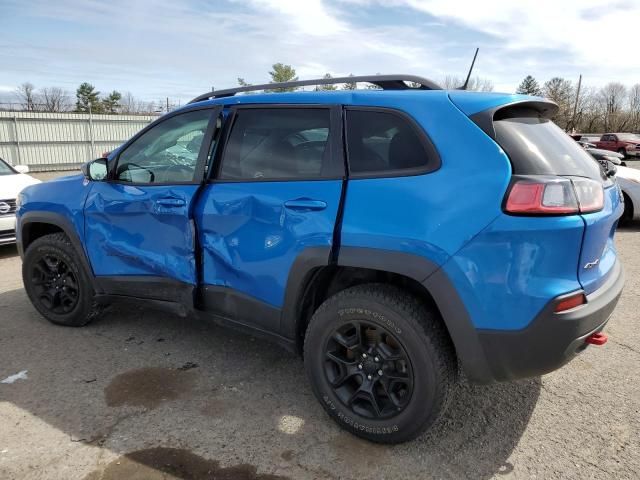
[346, 110, 431, 174]
[0, 158, 15, 176]
[219, 109, 333, 180]
[494, 115, 605, 181]
[116, 109, 211, 184]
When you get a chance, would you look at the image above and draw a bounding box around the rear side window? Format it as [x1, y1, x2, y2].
[219, 108, 336, 180]
[494, 113, 605, 181]
[345, 109, 436, 175]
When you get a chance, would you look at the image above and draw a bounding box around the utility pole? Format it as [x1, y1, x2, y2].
[570, 74, 582, 133]
[166, 97, 169, 112]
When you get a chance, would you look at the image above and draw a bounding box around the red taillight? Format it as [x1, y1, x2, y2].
[554, 292, 586, 312]
[505, 176, 604, 215]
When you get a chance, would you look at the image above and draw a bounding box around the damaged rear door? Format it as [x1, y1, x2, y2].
[84, 105, 221, 301]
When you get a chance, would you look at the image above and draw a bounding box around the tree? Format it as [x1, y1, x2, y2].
[102, 90, 122, 114]
[516, 75, 542, 96]
[599, 82, 628, 131]
[268, 63, 298, 92]
[342, 74, 357, 90]
[440, 75, 494, 91]
[237, 77, 252, 87]
[41, 87, 71, 112]
[16, 82, 37, 111]
[75, 83, 102, 113]
[628, 84, 640, 133]
[317, 73, 337, 91]
[543, 77, 574, 129]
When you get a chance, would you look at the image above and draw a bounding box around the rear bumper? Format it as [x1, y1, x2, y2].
[476, 260, 624, 382]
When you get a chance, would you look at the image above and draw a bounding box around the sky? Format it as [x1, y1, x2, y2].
[1, 0, 638, 104]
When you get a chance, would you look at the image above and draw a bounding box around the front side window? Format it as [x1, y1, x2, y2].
[345, 109, 432, 174]
[219, 108, 333, 180]
[116, 109, 212, 184]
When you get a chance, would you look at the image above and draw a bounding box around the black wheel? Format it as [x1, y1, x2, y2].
[619, 193, 633, 227]
[22, 233, 102, 327]
[304, 284, 456, 443]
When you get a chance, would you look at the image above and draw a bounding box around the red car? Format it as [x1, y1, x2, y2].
[594, 133, 640, 158]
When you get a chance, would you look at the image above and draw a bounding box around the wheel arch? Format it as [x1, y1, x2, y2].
[18, 212, 99, 292]
[282, 247, 494, 382]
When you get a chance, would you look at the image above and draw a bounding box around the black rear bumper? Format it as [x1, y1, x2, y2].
[476, 260, 624, 382]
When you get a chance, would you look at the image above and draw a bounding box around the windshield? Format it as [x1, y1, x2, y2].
[0, 158, 17, 176]
[618, 133, 640, 142]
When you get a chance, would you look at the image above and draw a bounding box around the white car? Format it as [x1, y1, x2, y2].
[0, 158, 41, 245]
[615, 165, 640, 225]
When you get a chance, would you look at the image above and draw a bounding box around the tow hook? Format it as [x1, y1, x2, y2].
[585, 332, 608, 346]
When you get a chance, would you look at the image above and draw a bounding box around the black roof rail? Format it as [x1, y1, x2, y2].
[188, 74, 442, 104]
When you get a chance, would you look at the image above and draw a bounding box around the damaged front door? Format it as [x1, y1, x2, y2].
[84, 106, 221, 300]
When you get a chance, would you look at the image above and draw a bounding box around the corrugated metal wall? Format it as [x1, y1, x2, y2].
[0, 111, 157, 171]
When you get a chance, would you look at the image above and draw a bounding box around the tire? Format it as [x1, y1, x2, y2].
[619, 193, 633, 227]
[303, 283, 457, 443]
[22, 232, 102, 327]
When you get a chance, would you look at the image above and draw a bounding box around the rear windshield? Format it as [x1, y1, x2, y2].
[494, 115, 606, 181]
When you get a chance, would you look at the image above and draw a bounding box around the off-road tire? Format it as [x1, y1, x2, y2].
[22, 233, 102, 327]
[304, 283, 457, 443]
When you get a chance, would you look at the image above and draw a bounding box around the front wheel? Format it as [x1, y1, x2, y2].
[22, 233, 102, 327]
[303, 284, 457, 443]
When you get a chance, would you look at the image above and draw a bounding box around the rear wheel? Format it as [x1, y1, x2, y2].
[22, 233, 102, 327]
[303, 284, 456, 443]
[620, 193, 634, 227]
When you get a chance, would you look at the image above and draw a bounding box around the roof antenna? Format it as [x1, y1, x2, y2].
[459, 48, 479, 90]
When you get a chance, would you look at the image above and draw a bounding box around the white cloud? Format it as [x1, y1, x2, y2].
[1, 0, 638, 102]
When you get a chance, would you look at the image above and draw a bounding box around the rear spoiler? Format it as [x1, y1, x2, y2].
[469, 100, 559, 140]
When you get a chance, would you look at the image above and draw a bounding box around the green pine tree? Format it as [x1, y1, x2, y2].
[75, 82, 102, 113]
[268, 63, 298, 92]
[102, 90, 122, 114]
[317, 73, 337, 91]
[516, 75, 542, 96]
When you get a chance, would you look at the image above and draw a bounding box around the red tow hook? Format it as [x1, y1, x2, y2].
[585, 332, 608, 346]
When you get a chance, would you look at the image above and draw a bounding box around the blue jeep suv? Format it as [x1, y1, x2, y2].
[16, 75, 625, 443]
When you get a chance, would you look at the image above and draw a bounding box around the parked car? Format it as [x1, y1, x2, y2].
[594, 133, 640, 158]
[15, 75, 625, 443]
[0, 157, 40, 245]
[612, 166, 640, 225]
[587, 147, 626, 166]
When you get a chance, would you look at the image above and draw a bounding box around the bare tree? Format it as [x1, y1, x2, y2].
[15, 82, 37, 111]
[627, 84, 640, 132]
[41, 87, 71, 112]
[543, 77, 575, 130]
[440, 75, 493, 91]
[599, 82, 627, 131]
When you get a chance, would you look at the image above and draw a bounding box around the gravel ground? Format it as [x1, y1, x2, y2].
[0, 175, 638, 479]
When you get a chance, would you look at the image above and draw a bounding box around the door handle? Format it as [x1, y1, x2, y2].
[284, 199, 327, 211]
[156, 197, 186, 207]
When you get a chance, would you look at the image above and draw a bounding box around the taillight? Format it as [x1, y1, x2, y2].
[505, 176, 604, 215]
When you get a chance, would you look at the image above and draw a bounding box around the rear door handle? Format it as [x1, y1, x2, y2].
[156, 197, 186, 207]
[284, 199, 327, 211]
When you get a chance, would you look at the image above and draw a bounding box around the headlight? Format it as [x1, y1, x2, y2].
[15, 193, 25, 208]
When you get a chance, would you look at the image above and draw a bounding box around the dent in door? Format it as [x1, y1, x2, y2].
[84, 184, 197, 282]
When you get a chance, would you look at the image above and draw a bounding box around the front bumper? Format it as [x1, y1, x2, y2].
[476, 260, 624, 382]
[0, 214, 17, 245]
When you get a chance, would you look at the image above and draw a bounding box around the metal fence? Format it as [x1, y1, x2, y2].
[0, 111, 157, 171]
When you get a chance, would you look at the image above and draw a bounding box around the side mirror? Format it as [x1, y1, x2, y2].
[14, 165, 30, 174]
[81, 158, 108, 181]
[606, 161, 617, 177]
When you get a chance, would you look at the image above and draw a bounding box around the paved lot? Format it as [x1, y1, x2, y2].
[0, 206, 639, 479]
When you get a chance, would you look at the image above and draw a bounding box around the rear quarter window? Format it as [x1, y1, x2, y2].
[345, 109, 439, 176]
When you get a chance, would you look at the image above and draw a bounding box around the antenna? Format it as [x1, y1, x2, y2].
[460, 48, 479, 90]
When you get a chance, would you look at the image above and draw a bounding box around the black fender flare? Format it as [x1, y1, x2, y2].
[18, 211, 100, 293]
[281, 246, 493, 383]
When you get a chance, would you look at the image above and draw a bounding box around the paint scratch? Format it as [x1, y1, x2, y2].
[1, 370, 28, 384]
